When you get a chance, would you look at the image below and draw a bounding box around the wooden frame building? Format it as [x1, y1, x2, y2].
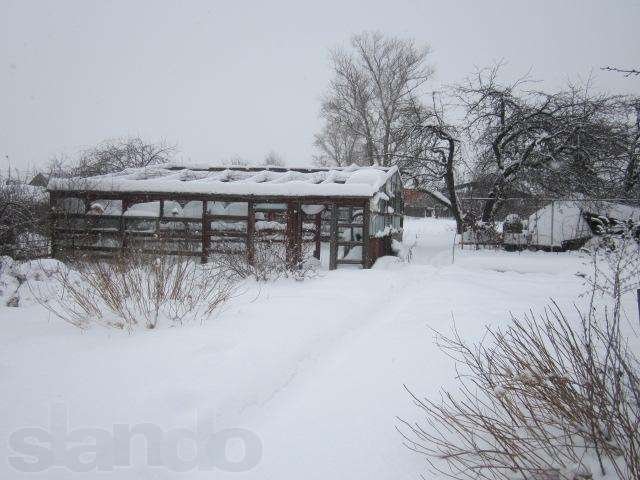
[47, 164, 404, 269]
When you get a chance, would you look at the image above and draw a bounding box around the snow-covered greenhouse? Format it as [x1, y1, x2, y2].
[47, 164, 404, 269]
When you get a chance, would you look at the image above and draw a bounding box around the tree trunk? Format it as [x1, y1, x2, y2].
[444, 138, 464, 233]
[481, 178, 505, 222]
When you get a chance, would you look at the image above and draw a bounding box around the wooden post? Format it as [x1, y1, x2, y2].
[285, 202, 301, 267]
[246, 201, 255, 265]
[49, 194, 57, 259]
[295, 201, 303, 265]
[201, 200, 209, 263]
[120, 197, 129, 253]
[329, 203, 338, 270]
[157, 199, 164, 233]
[313, 211, 322, 260]
[348, 206, 354, 242]
[362, 200, 370, 269]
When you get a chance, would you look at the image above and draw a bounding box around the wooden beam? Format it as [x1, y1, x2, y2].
[337, 241, 364, 247]
[120, 198, 129, 254]
[201, 200, 208, 263]
[49, 195, 57, 259]
[295, 201, 303, 266]
[49, 190, 372, 206]
[285, 202, 301, 268]
[329, 203, 338, 270]
[313, 211, 322, 260]
[336, 258, 364, 265]
[157, 199, 164, 234]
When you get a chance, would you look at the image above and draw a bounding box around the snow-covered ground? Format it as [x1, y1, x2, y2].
[0, 218, 625, 479]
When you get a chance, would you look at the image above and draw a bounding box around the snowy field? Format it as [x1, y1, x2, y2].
[0, 218, 623, 479]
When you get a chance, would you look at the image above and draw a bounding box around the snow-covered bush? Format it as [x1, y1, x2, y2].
[0, 257, 64, 308]
[392, 238, 415, 263]
[503, 213, 523, 234]
[29, 254, 238, 330]
[462, 220, 501, 249]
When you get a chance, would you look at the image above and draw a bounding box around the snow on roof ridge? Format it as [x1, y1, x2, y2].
[48, 163, 399, 198]
[161, 161, 395, 172]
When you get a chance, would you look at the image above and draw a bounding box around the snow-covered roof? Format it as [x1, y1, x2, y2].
[48, 164, 399, 198]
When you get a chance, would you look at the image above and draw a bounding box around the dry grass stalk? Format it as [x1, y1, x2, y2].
[212, 239, 318, 282]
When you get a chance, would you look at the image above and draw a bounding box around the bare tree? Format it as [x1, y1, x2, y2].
[618, 97, 640, 195]
[50, 137, 175, 177]
[398, 96, 465, 232]
[318, 31, 434, 166]
[313, 121, 364, 166]
[456, 66, 629, 222]
[263, 150, 286, 167]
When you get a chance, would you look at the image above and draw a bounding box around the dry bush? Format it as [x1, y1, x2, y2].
[0, 176, 49, 259]
[31, 252, 238, 330]
[212, 239, 318, 282]
[401, 232, 640, 480]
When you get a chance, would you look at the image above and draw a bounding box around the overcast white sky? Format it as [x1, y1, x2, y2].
[2, 0, 639, 172]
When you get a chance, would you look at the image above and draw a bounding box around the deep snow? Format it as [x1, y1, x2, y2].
[0, 218, 627, 479]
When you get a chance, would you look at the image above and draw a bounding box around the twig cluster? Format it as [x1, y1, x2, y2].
[212, 239, 318, 282]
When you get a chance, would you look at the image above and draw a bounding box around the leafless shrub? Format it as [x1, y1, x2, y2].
[400, 302, 639, 480]
[0, 173, 49, 259]
[401, 233, 640, 480]
[212, 240, 318, 282]
[30, 252, 238, 330]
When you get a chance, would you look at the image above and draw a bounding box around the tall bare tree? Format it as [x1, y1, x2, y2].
[313, 121, 363, 167]
[318, 31, 433, 166]
[397, 96, 465, 232]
